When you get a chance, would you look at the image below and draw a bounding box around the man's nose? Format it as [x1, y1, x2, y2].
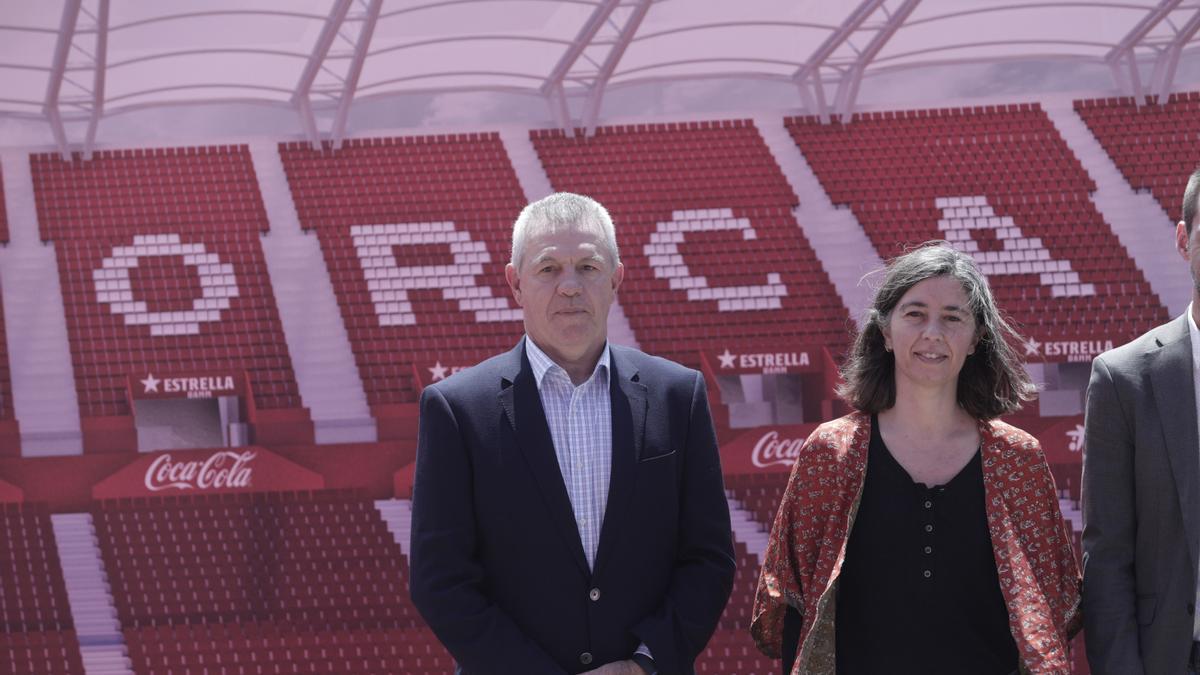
[558, 272, 582, 296]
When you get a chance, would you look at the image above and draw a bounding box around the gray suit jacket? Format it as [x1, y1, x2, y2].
[1084, 314, 1200, 675]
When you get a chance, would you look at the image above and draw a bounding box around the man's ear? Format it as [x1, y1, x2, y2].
[611, 262, 625, 293]
[1179, 220, 1191, 261]
[505, 263, 523, 306]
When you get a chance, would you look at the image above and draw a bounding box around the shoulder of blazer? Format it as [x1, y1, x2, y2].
[609, 344, 696, 384]
[424, 342, 525, 404]
[1097, 314, 1189, 370]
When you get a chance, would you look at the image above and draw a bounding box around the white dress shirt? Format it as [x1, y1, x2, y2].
[525, 337, 654, 666]
[525, 336, 613, 571]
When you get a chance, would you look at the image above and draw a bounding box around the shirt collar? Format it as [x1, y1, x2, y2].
[1188, 303, 1200, 374]
[525, 335, 611, 389]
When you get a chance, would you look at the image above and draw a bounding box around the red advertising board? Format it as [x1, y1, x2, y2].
[1019, 335, 1116, 364]
[718, 415, 1083, 476]
[719, 423, 820, 475]
[0, 475, 23, 502]
[127, 370, 244, 401]
[92, 446, 325, 499]
[702, 347, 824, 376]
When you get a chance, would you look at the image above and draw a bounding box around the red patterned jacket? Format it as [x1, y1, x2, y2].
[750, 412, 1082, 674]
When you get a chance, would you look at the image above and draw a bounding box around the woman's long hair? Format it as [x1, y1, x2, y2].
[836, 242, 1037, 419]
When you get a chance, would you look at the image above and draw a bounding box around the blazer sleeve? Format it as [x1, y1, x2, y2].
[631, 371, 736, 674]
[1081, 355, 1146, 675]
[408, 385, 567, 675]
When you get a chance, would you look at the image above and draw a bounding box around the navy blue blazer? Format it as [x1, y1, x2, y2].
[409, 339, 735, 674]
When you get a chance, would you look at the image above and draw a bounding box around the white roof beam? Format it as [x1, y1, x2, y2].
[1105, 0, 1183, 101]
[1151, 7, 1200, 101]
[832, 0, 923, 122]
[1106, 0, 1182, 61]
[793, 0, 886, 122]
[81, 0, 109, 160]
[541, 0, 622, 130]
[44, 0, 83, 160]
[542, 0, 622, 95]
[328, 0, 384, 150]
[794, 0, 884, 83]
[293, 0, 354, 150]
[581, 0, 653, 136]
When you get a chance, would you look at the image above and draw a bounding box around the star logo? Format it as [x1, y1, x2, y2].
[717, 349, 736, 369]
[428, 361, 449, 382]
[1066, 424, 1085, 452]
[1023, 337, 1041, 357]
[141, 373, 161, 393]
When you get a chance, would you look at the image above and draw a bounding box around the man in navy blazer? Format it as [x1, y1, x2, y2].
[409, 193, 735, 674]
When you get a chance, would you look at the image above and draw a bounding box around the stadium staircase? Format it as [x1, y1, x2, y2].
[752, 114, 882, 325]
[50, 513, 131, 674]
[0, 151, 84, 456]
[498, 126, 640, 349]
[0, 504, 87, 674]
[250, 141, 376, 444]
[374, 497, 414, 557]
[1044, 102, 1190, 317]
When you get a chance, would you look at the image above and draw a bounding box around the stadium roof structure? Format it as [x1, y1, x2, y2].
[1, 0, 1199, 157]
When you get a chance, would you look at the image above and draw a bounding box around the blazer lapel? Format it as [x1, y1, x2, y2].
[497, 340, 590, 576]
[593, 347, 647, 577]
[1147, 315, 1200, 570]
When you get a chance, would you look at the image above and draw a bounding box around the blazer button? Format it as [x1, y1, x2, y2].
[589, 587, 601, 602]
[580, 652, 593, 665]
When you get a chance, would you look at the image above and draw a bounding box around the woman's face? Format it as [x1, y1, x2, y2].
[882, 275, 979, 395]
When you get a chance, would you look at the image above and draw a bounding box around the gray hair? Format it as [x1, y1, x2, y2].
[510, 192, 620, 269]
[837, 242, 1037, 419]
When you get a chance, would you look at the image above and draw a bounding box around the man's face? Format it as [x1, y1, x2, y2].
[505, 225, 624, 367]
[1176, 217, 1200, 297]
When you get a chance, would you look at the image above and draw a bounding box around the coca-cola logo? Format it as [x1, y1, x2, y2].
[144, 451, 256, 492]
[751, 430, 807, 468]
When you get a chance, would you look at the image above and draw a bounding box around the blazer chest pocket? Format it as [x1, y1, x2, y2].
[639, 447, 675, 463]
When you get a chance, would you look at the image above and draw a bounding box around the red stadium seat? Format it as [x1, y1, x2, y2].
[1075, 92, 1200, 224]
[787, 104, 1167, 344]
[278, 133, 526, 411]
[530, 120, 850, 369]
[28, 146, 309, 448]
[0, 505, 86, 674]
[95, 489, 450, 674]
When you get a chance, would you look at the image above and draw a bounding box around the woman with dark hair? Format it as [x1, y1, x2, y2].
[750, 243, 1081, 674]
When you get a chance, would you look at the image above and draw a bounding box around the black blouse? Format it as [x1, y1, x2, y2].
[781, 417, 1018, 674]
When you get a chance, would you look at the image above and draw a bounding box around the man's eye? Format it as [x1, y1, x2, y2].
[945, 315, 962, 322]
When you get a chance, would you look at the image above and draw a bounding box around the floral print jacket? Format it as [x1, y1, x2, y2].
[750, 412, 1082, 674]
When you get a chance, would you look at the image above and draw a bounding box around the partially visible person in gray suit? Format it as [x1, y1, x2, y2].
[1084, 163, 1200, 675]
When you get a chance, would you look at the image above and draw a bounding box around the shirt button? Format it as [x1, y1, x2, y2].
[580, 652, 593, 665]
[924, 524, 933, 533]
[924, 546, 932, 554]
[589, 587, 601, 602]
[924, 500, 932, 509]
[923, 570, 932, 578]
